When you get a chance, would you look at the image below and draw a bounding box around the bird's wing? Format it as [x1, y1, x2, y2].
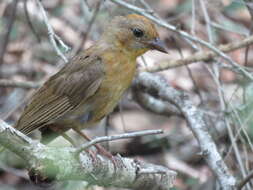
[15, 53, 105, 134]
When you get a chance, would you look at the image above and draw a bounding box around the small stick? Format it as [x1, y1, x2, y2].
[35, 0, 70, 63]
[0, 79, 41, 89]
[237, 170, 253, 190]
[0, 0, 19, 66]
[76, 129, 163, 154]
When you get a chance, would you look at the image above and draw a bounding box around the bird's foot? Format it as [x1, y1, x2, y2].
[94, 144, 119, 169]
[85, 149, 98, 162]
[72, 128, 120, 168]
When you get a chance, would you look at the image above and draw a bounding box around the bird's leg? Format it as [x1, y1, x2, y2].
[60, 120, 117, 165]
[61, 120, 112, 155]
[72, 128, 114, 158]
[42, 124, 109, 162]
[72, 128, 119, 168]
[51, 127, 96, 160]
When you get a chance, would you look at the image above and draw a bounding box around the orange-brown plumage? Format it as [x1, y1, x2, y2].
[15, 14, 167, 142]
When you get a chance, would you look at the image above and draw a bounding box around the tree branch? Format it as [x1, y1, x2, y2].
[76, 129, 163, 153]
[132, 90, 182, 116]
[139, 34, 253, 73]
[237, 170, 253, 190]
[0, 119, 176, 190]
[134, 72, 236, 190]
[0, 79, 41, 89]
[0, 0, 19, 66]
[35, 0, 70, 63]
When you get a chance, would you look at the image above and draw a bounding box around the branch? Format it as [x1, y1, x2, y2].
[132, 90, 182, 116]
[0, 0, 19, 66]
[75, 1, 101, 54]
[134, 72, 236, 190]
[35, 0, 70, 63]
[139, 35, 253, 73]
[24, 0, 41, 43]
[0, 120, 176, 190]
[0, 79, 41, 89]
[76, 129, 163, 153]
[237, 170, 253, 190]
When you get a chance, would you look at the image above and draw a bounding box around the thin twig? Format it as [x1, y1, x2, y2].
[211, 21, 248, 36]
[191, 0, 196, 35]
[0, 79, 41, 89]
[0, 0, 19, 66]
[82, 0, 92, 11]
[173, 35, 204, 103]
[132, 90, 182, 116]
[76, 129, 163, 154]
[75, 2, 101, 54]
[139, 0, 155, 15]
[244, 0, 253, 67]
[139, 34, 253, 75]
[200, 1, 249, 188]
[243, 0, 253, 107]
[237, 170, 253, 190]
[206, 62, 248, 189]
[200, 0, 214, 44]
[35, 0, 70, 63]
[24, 0, 41, 42]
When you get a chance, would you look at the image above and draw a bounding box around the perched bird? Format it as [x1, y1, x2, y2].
[15, 14, 167, 148]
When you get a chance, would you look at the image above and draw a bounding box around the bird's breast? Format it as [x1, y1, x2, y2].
[89, 52, 137, 122]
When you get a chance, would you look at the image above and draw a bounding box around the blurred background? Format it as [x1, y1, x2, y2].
[0, 0, 253, 189]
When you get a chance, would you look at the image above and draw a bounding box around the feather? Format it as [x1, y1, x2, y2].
[15, 54, 105, 134]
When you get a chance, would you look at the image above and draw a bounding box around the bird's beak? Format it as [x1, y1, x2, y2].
[147, 38, 168, 53]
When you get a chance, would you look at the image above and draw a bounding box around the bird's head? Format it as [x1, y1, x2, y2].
[102, 14, 167, 58]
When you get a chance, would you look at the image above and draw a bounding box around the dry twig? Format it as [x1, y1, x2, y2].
[0, 79, 41, 89]
[237, 170, 253, 190]
[0, 0, 18, 66]
[35, 0, 70, 63]
[139, 34, 253, 74]
[76, 129, 163, 153]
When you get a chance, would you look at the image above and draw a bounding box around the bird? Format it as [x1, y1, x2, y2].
[14, 14, 167, 155]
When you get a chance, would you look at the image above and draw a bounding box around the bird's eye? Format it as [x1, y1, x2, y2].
[132, 28, 144, 38]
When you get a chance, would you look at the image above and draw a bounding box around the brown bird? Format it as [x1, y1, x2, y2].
[15, 14, 167, 150]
